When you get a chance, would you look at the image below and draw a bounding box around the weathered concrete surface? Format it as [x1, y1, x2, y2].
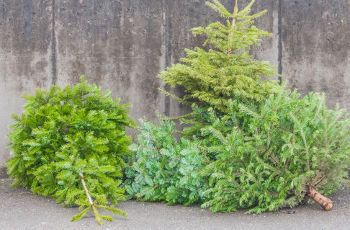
[55, 0, 165, 118]
[0, 0, 350, 167]
[0, 0, 52, 166]
[281, 0, 350, 108]
[0, 0, 277, 167]
[1, 178, 350, 230]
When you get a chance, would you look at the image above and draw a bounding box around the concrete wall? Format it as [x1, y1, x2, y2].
[0, 0, 349, 166]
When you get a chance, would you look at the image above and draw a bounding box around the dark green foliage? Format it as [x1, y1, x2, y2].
[159, 0, 280, 112]
[125, 120, 207, 205]
[7, 78, 133, 224]
[201, 90, 350, 213]
[125, 0, 350, 216]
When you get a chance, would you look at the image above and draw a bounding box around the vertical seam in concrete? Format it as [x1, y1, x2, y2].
[50, 0, 57, 85]
[163, 0, 172, 116]
[278, 0, 283, 84]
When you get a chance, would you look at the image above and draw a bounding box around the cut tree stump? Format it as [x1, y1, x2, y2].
[307, 186, 333, 211]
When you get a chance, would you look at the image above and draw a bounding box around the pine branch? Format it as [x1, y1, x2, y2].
[72, 172, 127, 225]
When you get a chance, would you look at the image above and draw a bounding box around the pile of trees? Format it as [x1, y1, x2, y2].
[127, 0, 350, 213]
[7, 0, 350, 225]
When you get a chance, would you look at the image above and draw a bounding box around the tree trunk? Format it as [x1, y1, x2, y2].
[307, 186, 333, 211]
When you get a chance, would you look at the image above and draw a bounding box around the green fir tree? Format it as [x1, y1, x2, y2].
[160, 0, 280, 112]
[200, 90, 350, 213]
[125, 119, 207, 206]
[7, 78, 133, 224]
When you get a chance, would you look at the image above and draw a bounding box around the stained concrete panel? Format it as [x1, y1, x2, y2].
[54, 0, 166, 121]
[0, 0, 52, 166]
[281, 0, 350, 108]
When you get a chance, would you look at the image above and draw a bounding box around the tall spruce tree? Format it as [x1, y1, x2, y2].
[160, 0, 280, 112]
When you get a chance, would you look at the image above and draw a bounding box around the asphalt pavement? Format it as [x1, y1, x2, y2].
[1, 178, 349, 230]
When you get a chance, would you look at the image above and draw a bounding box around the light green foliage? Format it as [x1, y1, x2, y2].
[7, 78, 133, 224]
[200, 90, 350, 213]
[159, 0, 280, 112]
[125, 120, 207, 205]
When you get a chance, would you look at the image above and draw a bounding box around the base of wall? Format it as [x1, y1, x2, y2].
[0, 167, 8, 179]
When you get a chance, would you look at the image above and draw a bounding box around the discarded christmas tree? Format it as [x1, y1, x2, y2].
[200, 90, 350, 213]
[159, 0, 280, 113]
[157, 0, 350, 212]
[7, 78, 133, 224]
[125, 119, 207, 206]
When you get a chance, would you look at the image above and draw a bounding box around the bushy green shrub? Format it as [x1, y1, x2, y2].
[7, 78, 133, 224]
[159, 0, 280, 112]
[125, 120, 207, 205]
[200, 90, 350, 213]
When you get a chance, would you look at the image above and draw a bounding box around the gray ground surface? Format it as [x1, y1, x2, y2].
[1, 178, 349, 230]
